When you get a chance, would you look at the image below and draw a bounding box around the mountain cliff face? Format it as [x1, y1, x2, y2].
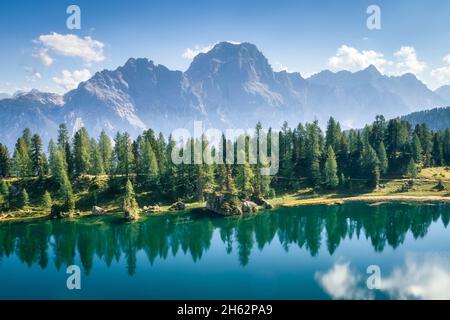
[0, 42, 445, 148]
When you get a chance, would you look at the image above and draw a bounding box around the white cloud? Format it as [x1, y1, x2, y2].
[33, 48, 54, 66]
[430, 54, 450, 88]
[315, 262, 373, 300]
[430, 66, 450, 87]
[24, 66, 42, 82]
[53, 69, 91, 91]
[328, 45, 428, 78]
[317, 254, 450, 300]
[444, 54, 450, 64]
[381, 254, 450, 300]
[35, 32, 105, 65]
[182, 44, 214, 60]
[328, 45, 388, 72]
[392, 46, 426, 75]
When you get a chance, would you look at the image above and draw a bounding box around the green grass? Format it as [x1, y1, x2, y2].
[3, 167, 450, 222]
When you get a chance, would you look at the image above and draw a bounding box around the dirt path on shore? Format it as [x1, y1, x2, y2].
[281, 195, 450, 207]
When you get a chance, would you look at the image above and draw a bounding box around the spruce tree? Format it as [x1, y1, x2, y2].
[0, 181, 9, 211]
[91, 139, 105, 175]
[99, 130, 112, 174]
[142, 140, 159, 186]
[411, 133, 423, 164]
[432, 132, 443, 166]
[377, 141, 389, 175]
[31, 134, 45, 177]
[13, 137, 32, 177]
[19, 188, 29, 209]
[324, 146, 338, 189]
[42, 191, 52, 211]
[123, 179, 140, 221]
[73, 127, 92, 175]
[406, 157, 418, 179]
[235, 150, 255, 197]
[0, 144, 10, 178]
[363, 145, 380, 189]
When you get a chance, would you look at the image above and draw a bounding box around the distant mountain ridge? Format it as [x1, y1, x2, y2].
[0, 41, 448, 148]
[401, 106, 450, 131]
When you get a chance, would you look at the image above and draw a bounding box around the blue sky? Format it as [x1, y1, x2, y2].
[1, 0, 450, 94]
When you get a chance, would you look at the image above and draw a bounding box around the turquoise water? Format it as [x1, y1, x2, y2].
[1, 202, 450, 300]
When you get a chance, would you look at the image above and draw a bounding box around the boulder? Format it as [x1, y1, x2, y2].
[206, 192, 243, 216]
[261, 199, 273, 209]
[251, 196, 274, 209]
[169, 201, 186, 211]
[241, 201, 258, 213]
[91, 206, 106, 216]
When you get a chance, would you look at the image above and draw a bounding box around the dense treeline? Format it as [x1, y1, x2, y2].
[0, 115, 449, 213]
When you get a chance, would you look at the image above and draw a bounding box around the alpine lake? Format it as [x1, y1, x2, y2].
[1, 202, 450, 300]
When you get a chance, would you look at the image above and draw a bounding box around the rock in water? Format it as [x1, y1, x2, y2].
[251, 196, 274, 209]
[169, 201, 186, 211]
[91, 206, 106, 216]
[241, 201, 258, 213]
[206, 192, 243, 216]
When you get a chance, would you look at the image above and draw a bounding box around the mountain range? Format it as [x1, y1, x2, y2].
[1, 41, 449, 148]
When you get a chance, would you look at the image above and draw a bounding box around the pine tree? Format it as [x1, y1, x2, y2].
[224, 165, 236, 193]
[19, 188, 29, 209]
[113, 132, 134, 177]
[432, 132, 443, 166]
[306, 122, 322, 185]
[42, 191, 52, 211]
[57, 123, 73, 176]
[369, 115, 386, 148]
[57, 123, 69, 149]
[411, 133, 423, 164]
[0, 143, 10, 178]
[31, 134, 45, 177]
[142, 139, 159, 186]
[325, 117, 342, 152]
[278, 122, 294, 190]
[443, 129, 450, 165]
[21, 128, 32, 151]
[12, 137, 32, 177]
[99, 130, 112, 174]
[235, 150, 255, 197]
[377, 141, 388, 175]
[163, 135, 179, 201]
[0, 181, 9, 211]
[324, 146, 338, 189]
[363, 145, 380, 189]
[406, 157, 418, 178]
[73, 127, 92, 175]
[63, 183, 75, 213]
[123, 179, 140, 221]
[91, 139, 105, 175]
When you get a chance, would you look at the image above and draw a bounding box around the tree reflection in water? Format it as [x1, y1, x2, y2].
[0, 202, 449, 275]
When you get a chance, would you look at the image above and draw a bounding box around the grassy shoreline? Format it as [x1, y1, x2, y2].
[2, 192, 450, 224]
[2, 167, 450, 223]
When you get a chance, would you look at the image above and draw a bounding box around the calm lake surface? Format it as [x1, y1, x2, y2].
[1, 202, 450, 300]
